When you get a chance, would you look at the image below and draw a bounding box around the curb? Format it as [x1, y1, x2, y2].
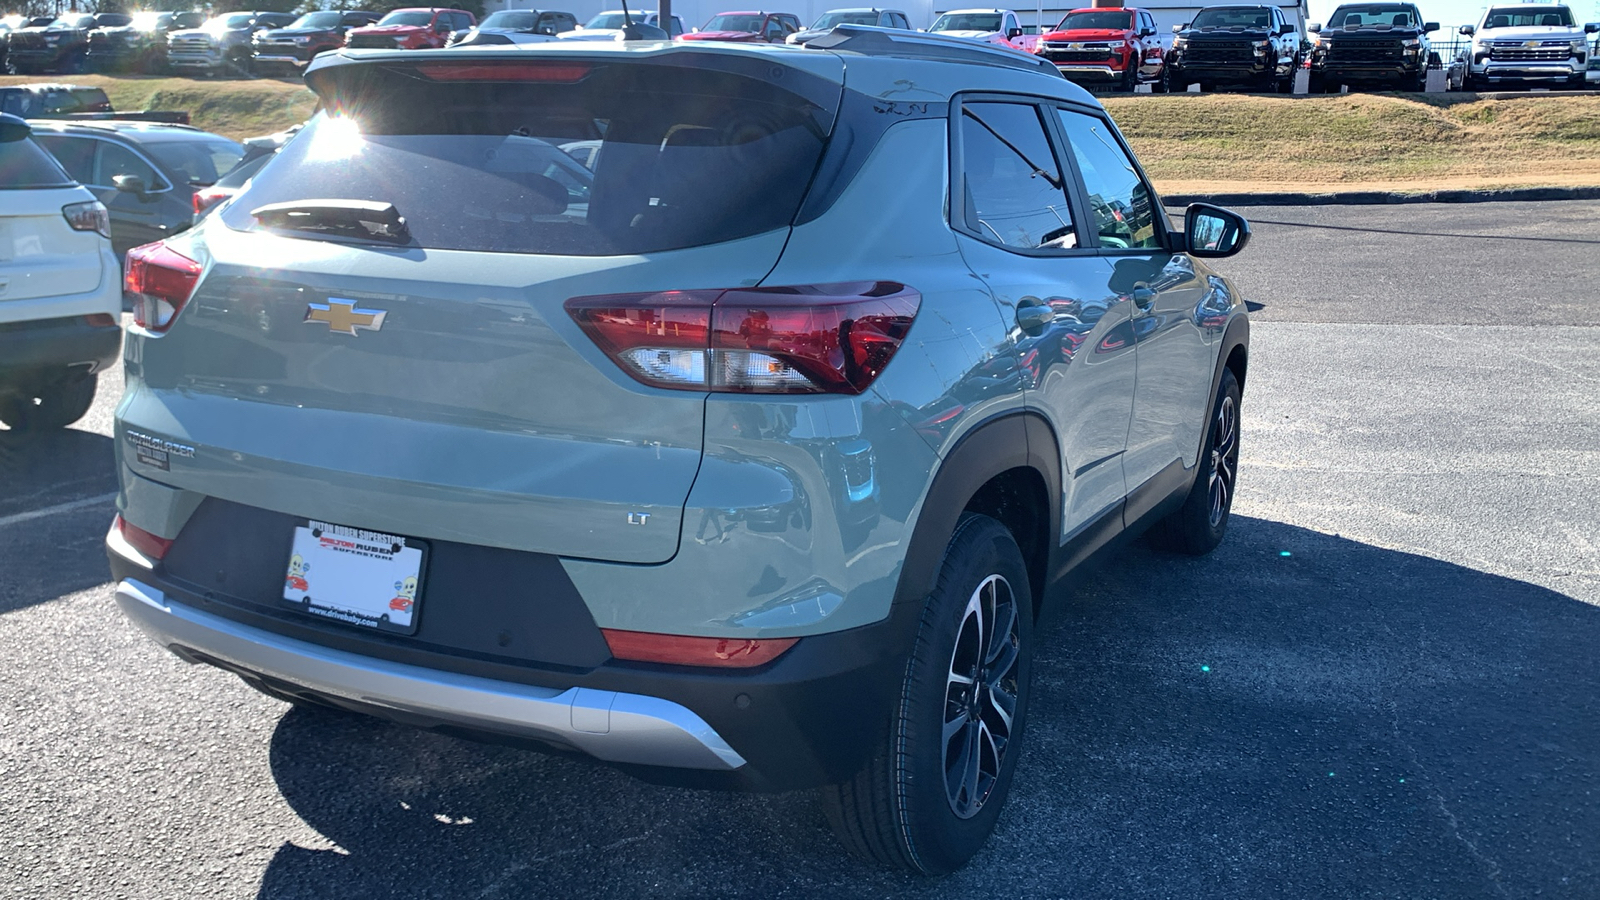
[1162, 186, 1600, 207]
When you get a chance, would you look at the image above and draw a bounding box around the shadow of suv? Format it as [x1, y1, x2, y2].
[106, 28, 1251, 875]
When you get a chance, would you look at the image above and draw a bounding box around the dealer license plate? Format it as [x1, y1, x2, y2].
[281, 520, 426, 634]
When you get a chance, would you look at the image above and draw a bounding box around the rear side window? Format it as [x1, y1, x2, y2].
[224, 60, 836, 256]
[32, 134, 95, 183]
[0, 136, 76, 189]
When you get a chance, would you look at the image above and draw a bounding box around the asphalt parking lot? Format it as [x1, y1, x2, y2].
[2, 200, 1597, 899]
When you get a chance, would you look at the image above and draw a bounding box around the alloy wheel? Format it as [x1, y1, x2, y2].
[1208, 394, 1238, 527]
[942, 573, 1022, 819]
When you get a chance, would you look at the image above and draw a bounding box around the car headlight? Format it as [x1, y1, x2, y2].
[1573, 39, 1587, 53]
[1172, 37, 1186, 50]
[1253, 39, 1269, 54]
[294, 35, 309, 44]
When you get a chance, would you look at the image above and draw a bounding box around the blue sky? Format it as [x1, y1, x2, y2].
[1306, 0, 1600, 28]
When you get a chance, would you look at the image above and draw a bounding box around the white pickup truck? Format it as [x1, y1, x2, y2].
[1451, 3, 1600, 90]
[927, 8, 1039, 53]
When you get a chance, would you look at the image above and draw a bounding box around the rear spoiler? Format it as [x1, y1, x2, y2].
[54, 110, 192, 125]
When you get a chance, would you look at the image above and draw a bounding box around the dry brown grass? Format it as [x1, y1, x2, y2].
[1, 74, 315, 140]
[1104, 93, 1600, 193]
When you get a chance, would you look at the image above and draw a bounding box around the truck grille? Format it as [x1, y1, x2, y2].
[1040, 46, 1113, 62]
[1184, 40, 1256, 63]
[1487, 44, 1570, 62]
[1326, 39, 1403, 62]
[168, 34, 215, 54]
[347, 33, 404, 48]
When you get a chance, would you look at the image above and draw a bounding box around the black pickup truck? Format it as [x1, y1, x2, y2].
[1308, 2, 1439, 91]
[0, 84, 191, 126]
[4, 13, 130, 74]
[87, 10, 205, 73]
[1166, 4, 1306, 92]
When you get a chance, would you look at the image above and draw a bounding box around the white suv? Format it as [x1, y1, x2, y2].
[1453, 4, 1600, 90]
[0, 113, 121, 431]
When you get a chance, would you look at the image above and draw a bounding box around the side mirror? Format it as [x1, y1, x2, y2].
[1140, 28, 1154, 37]
[1007, 26, 1023, 38]
[1459, 24, 1475, 35]
[1307, 21, 1321, 33]
[1279, 24, 1294, 35]
[0, 117, 30, 143]
[1423, 21, 1438, 33]
[1585, 23, 1599, 34]
[113, 174, 148, 194]
[1181, 204, 1250, 258]
[1172, 23, 1183, 33]
[434, 21, 449, 33]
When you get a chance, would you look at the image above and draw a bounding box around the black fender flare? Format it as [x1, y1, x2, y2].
[890, 412, 1062, 617]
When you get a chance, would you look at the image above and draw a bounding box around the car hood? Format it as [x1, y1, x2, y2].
[1475, 25, 1586, 42]
[350, 24, 427, 35]
[1042, 28, 1131, 41]
[679, 29, 760, 40]
[932, 29, 999, 39]
[559, 28, 626, 40]
[478, 25, 538, 34]
[261, 27, 339, 38]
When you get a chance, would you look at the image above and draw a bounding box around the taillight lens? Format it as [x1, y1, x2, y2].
[62, 200, 110, 239]
[193, 186, 232, 217]
[115, 515, 173, 561]
[124, 242, 201, 333]
[567, 282, 920, 395]
[601, 629, 798, 668]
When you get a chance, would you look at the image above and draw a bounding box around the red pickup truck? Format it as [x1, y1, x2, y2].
[1034, 6, 1168, 91]
[344, 7, 476, 49]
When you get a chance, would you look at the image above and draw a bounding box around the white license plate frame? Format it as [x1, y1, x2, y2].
[281, 520, 427, 635]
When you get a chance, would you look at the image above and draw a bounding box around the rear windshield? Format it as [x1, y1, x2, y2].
[222, 59, 837, 256]
[0, 136, 76, 189]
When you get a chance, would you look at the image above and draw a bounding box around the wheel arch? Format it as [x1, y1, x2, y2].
[892, 412, 1061, 624]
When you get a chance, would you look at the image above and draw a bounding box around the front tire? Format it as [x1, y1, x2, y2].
[822, 513, 1034, 874]
[1148, 368, 1241, 555]
[0, 374, 98, 432]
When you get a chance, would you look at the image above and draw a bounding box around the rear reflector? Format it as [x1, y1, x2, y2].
[601, 629, 798, 668]
[567, 282, 920, 394]
[124, 242, 201, 334]
[115, 515, 173, 561]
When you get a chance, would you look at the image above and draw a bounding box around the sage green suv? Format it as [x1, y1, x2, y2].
[107, 26, 1251, 873]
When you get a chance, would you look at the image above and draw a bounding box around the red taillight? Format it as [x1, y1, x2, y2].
[601, 629, 798, 668]
[418, 62, 592, 81]
[193, 186, 231, 217]
[124, 242, 201, 333]
[115, 515, 173, 561]
[567, 282, 920, 395]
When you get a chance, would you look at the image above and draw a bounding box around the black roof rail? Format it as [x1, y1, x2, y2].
[804, 23, 1060, 76]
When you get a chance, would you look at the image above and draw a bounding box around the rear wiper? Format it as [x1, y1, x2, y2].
[251, 199, 411, 245]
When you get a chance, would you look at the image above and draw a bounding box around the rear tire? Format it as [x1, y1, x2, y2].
[822, 513, 1033, 874]
[0, 374, 98, 432]
[1148, 369, 1241, 556]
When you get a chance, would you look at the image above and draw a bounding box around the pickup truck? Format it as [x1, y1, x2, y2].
[928, 8, 1038, 53]
[1166, 4, 1304, 92]
[86, 10, 205, 74]
[4, 12, 130, 75]
[167, 11, 298, 77]
[1035, 6, 1166, 90]
[251, 10, 381, 74]
[1308, 2, 1438, 92]
[1451, 4, 1599, 90]
[0, 84, 190, 125]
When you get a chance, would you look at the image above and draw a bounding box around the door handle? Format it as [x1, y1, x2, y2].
[1015, 300, 1053, 333]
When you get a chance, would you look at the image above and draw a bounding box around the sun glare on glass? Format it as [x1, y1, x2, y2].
[304, 116, 365, 163]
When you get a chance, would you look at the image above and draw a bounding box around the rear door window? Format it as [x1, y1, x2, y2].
[94, 141, 166, 190]
[0, 136, 76, 189]
[223, 59, 838, 255]
[32, 133, 95, 184]
[957, 101, 1078, 252]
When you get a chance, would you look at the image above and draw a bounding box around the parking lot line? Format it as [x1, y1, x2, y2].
[0, 492, 117, 530]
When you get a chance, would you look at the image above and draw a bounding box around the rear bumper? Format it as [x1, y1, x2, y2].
[115, 577, 747, 771]
[0, 315, 121, 384]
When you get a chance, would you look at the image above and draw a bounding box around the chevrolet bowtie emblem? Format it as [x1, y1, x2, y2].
[305, 299, 386, 336]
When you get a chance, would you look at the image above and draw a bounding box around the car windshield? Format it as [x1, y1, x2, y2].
[931, 13, 1001, 31]
[1328, 6, 1416, 28]
[584, 12, 645, 28]
[147, 137, 246, 187]
[1190, 8, 1272, 29]
[702, 14, 765, 31]
[130, 12, 171, 29]
[1481, 7, 1575, 28]
[226, 59, 834, 255]
[291, 12, 343, 28]
[0, 135, 76, 189]
[206, 14, 255, 31]
[1054, 11, 1133, 30]
[482, 11, 540, 28]
[51, 15, 96, 28]
[377, 11, 435, 26]
[811, 11, 878, 28]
